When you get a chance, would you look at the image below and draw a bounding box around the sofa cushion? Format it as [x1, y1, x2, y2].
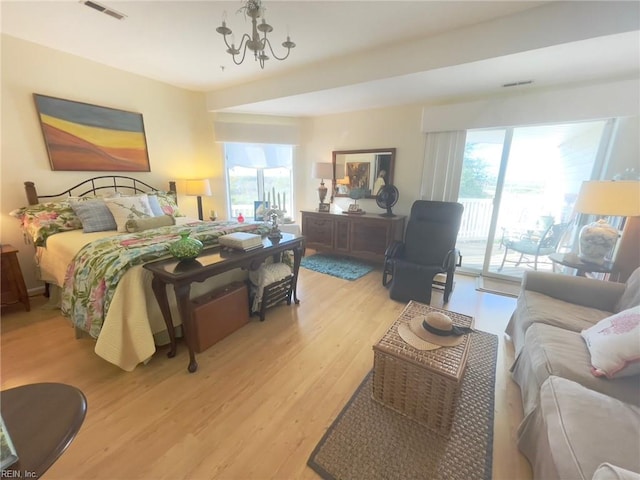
[581, 306, 640, 379]
[616, 267, 640, 313]
[506, 290, 613, 355]
[517, 376, 640, 480]
[512, 323, 640, 414]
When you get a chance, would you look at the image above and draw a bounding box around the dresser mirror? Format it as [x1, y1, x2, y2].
[332, 148, 396, 199]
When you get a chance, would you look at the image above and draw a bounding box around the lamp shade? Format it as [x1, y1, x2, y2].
[312, 162, 333, 180]
[574, 181, 640, 216]
[185, 179, 212, 197]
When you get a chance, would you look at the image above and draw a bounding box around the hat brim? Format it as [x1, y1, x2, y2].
[397, 315, 465, 351]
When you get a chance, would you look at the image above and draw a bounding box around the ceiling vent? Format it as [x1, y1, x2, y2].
[502, 80, 534, 88]
[81, 1, 127, 20]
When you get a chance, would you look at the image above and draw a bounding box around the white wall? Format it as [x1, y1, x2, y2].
[1, 35, 219, 290]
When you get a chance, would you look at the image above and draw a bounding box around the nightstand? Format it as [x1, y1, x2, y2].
[1, 245, 30, 311]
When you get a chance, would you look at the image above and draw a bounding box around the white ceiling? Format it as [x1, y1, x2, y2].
[2, 1, 639, 117]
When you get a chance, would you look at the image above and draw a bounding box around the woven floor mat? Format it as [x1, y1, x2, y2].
[300, 253, 375, 281]
[307, 330, 498, 480]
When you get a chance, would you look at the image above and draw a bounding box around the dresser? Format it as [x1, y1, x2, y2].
[301, 211, 405, 263]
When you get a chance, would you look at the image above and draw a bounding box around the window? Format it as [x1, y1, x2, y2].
[224, 143, 294, 221]
[456, 119, 613, 278]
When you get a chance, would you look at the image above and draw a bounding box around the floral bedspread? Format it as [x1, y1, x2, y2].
[61, 221, 268, 338]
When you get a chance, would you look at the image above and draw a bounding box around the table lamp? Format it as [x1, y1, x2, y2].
[185, 179, 212, 221]
[573, 181, 640, 273]
[312, 162, 334, 205]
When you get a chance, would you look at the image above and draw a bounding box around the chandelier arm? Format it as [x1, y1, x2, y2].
[263, 37, 292, 61]
[228, 33, 252, 65]
[232, 44, 251, 66]
[236, 33, 252, 51]
[221, 35, 233, 51]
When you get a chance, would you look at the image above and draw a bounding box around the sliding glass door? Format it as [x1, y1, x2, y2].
[457, 120, 613, 279]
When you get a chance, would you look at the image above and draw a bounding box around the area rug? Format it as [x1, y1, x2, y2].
[307, 330, 498, 480]
[475, 276, 521, 298]
[301, 253, 375, 281]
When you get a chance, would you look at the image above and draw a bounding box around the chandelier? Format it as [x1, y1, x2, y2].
[216, 0, 296, 69]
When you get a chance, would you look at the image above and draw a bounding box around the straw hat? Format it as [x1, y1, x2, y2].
[398, 312, 474, 350]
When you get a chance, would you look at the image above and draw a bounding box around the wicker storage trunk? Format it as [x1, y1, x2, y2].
[372, 301, 473, 436]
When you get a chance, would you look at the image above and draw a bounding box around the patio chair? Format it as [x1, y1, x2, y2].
[498, 222, 569, 271]
[383, 200, 463, 304]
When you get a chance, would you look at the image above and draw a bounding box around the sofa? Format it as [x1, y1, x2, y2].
[505, 267, 640, 480]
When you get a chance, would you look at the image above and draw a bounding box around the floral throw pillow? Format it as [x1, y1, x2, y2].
[581, 306, 640, 378]
[149, 191, 184, 217]
[10, 201, 83, 246]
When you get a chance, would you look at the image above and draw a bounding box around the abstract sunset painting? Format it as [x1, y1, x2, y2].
[34, 94, 150, 171]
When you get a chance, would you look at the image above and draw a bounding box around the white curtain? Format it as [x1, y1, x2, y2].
[224, 143, 293, 169]
[419, 131, 467, 202]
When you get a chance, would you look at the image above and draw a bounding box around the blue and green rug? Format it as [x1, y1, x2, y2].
[300, 254, 375, 281]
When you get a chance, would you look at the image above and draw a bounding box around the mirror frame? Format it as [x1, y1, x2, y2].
[332, 148, 396, 199]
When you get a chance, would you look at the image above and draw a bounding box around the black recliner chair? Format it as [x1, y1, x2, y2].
[383, 200, 464, 304]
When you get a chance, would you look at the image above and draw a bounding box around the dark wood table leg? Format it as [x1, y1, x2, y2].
[174, 284, 198, 373]
[291, 245, 303, 305]
[151, 276, 177, 358]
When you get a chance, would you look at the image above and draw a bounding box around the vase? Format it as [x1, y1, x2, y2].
[169, 231, 203, 260]
[578, 219, 618, 265]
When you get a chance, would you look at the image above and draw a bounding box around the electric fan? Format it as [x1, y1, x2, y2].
[376, 185, 399, 217]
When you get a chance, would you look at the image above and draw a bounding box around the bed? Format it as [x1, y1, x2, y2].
[13, 176, 268, 371]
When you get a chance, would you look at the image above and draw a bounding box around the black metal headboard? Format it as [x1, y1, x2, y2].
[25, 175, 177, 205]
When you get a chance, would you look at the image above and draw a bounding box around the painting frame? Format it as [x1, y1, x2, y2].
[33, 93, 151, 172]
[346, 161, 371, 193]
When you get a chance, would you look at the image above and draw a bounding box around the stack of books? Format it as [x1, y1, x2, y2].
[219, 232, 264, 251]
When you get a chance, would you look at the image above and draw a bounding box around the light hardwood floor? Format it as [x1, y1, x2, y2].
[1, 263, 532, 480]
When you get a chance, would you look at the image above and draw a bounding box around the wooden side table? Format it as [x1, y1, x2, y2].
[1, 245, 30, 311]
[1, 383, 87, 477]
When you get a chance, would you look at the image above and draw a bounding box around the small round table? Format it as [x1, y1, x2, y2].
[1, 383, 87, 477]
[549, 252, 614, 277]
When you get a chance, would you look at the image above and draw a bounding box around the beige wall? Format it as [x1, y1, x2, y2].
[1, 35, 220, 290]
[3, 34, 638, 293]
[298, 106, 425, 217]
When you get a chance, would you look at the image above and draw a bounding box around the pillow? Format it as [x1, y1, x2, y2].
[146, 194, 164, 217]
[125, 215, 175, 233]
[581, 306, 640, 378]
[592, 463, 640, 480]
[149, 191, 184, 217]
[10, 201, 83, 246]
[69, 199, 117, 233]
[105, 195, 154, 232]
[615, 267, 640, 312]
